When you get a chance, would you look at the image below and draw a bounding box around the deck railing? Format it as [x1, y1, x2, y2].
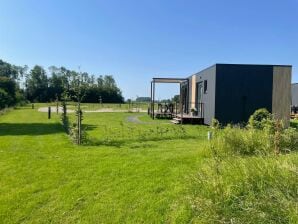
[149, 101, 204, 119]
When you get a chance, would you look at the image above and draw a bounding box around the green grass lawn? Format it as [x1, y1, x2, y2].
[0, 106, 297, 223]
[0, 106, 210, 223]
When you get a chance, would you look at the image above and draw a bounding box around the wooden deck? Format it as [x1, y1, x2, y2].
[291, 113, 298, 119]
[174, 114, 204, 124]
[150, 111, 204, 124]
[153, 112, 174, 119]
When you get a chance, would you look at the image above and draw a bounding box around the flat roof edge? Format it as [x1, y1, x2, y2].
[187, 63, 293, 78]
[215, 63, 292, 67]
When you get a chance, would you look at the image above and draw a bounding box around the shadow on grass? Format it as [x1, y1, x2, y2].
[82, 124, 97, 131]
[0, 123, 64, 136]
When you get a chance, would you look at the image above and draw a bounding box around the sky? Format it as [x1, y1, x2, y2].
[0, 0, 297, 100]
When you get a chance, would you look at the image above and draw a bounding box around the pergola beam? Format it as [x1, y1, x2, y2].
[150, 77, 188, 123]
[152, 77, 188, 83]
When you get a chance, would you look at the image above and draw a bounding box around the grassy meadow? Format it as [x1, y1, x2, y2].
[0, 105, 297, 223]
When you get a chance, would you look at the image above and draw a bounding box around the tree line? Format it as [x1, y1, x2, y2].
[0, 59, 124, 109]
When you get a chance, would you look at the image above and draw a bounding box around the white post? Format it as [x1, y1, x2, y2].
[207, 131, 212, 140]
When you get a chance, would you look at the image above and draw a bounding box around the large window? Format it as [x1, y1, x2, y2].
[204, 80, 208, 94]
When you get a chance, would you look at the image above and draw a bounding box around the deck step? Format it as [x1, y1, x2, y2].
[171, 119, 181, 124]
[172, 117, 181, 121]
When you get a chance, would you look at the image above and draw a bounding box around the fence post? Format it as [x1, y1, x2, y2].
[207, 131, 212, 140]
[79, 110, 81, 145]
[77, 108, 82, 145]
[48, 107, 51, 119]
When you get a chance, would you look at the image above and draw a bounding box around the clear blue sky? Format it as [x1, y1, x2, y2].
[0, 0, 297, 100]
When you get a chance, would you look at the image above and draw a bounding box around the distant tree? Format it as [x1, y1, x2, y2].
[172, 95, 180, 103]
[136, 97, 150, 102]
[160, 99, 171, 103]
[26, 65, 48, 102]
[48, 66, 68, 100]
[0, 59, 25, 108]
[0, 59, 19, 79]
[0, 88, 14, 108]
[0, 59, 125, 104]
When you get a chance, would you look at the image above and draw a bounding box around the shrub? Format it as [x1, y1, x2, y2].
[68, 122, 88, 144]
[248, 108, 272, 130]
[211, 118, 220, 129]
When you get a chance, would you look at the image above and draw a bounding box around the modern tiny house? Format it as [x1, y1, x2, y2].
[150, 64, 292, 126]
[186, 64, 292, 125]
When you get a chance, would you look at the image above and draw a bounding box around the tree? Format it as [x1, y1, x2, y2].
[136, 97, 150, 102]
[26, 66, 48, 102]
[0, 59, 25, 108]
[48, 66, 68, 100]
[0, 59, 124, 104]
[172, 95, 180, 103]
[0, 59, 19, 79]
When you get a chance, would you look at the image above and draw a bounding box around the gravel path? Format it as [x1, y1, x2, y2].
[126, 115, 170, 124]
[38, 107, 147, 113]
[38, 107, 75, 113]
[126, 115, 145, 124]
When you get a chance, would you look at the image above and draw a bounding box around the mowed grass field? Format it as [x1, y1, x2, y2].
[0, 105, 210, 223]
[0, 105, 297, 223]
[35, 102, 151, 111]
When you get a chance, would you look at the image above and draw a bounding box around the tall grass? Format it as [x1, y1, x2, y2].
[86, 123, 206, 146]
[190, 155, 298, 223]
[189, 113, 298, 223]
[209, 122, 297, 156]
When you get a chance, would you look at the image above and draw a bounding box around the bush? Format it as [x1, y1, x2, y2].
[248, 108, 272, 130]
[68, 122, 88, 144]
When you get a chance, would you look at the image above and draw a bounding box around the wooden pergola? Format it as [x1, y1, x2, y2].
[150, 77, 189, 120]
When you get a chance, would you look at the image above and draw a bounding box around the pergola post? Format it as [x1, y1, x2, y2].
[153, 80, 155, 119]
[180, 83, 183, 124]
[150, 81, 153, 118]
[149, 77, 188, 122]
